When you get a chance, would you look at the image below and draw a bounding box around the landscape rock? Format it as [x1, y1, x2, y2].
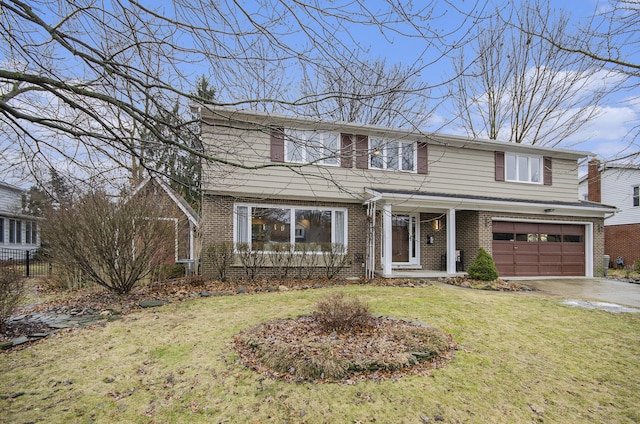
[0, 341, 13, 350]
[200, 291, 211, 297]
[12, 336, 30, 346]
[139, 300, 166, 308]
[278, 285, 288, 291]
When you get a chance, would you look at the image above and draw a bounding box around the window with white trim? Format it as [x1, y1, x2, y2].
[25, 221, 37, 245]
[0, 218, 3, 243]
[235, 204, 347, 251]
[285, 129, 339, 166]
[505, 153, 542, 183]
[633, 185, 639, 207]
[369, 138, 415, 171]
[9, 219, 21, 244]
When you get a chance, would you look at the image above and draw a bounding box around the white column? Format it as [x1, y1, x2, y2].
[382, 203, 393, 277]
[585, 222, 594, 277]
[447, 208, 457, 275]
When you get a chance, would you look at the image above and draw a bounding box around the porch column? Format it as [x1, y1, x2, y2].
[382, 203, 393, 277]
[446, 208, 457, 275]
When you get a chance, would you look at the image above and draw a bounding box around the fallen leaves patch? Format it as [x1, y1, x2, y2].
[233, 315, 457, 383]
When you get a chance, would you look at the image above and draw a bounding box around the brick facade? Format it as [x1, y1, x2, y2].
[604, 223, 640, 269]
[201, 193, 368, 279]
[202, 193, 606, 279]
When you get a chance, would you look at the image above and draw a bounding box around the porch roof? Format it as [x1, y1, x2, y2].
[364, 188, 617, 218]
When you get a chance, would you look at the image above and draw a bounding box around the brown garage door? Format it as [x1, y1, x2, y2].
[492, 222, 585, 277]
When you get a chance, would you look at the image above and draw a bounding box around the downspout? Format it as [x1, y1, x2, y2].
[363, 191, 382, 280]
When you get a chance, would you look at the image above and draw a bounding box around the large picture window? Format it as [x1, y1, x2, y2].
[505, 153, 542, 183]
[235, 204, 347, 251]
[370, 138, 415, 171]
[285, 129, 339, 166]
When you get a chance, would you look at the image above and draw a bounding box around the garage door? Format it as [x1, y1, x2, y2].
[492, 222, 585, 277]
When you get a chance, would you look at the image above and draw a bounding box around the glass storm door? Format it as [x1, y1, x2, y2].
[391, 214, 418, 265]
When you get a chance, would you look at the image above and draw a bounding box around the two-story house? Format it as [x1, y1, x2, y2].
[199, 108, 615, 279]
[0, 181, 40, 252]
[579, 160, 638, 268]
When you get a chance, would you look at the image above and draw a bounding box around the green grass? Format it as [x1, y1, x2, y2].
[1, 285, 639, 423]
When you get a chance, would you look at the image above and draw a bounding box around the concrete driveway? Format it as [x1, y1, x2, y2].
[510, 278, 640, 308]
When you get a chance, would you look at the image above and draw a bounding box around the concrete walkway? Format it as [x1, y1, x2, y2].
[506, 278, 640, 308]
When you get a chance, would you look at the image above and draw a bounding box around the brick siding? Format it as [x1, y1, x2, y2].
[201, 194, 367, 279]
[605, 223, 640, 268]
[202, 192, 606, 278]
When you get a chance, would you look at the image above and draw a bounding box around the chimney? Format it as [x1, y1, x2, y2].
[587, 159, 602, 203]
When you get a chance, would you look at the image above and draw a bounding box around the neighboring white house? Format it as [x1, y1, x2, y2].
[198, 108, 615, 279]
[0, 181, 40, 253]
[579, 160, 639, 267]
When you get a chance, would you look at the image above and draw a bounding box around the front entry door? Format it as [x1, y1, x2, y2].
[391, 214, 419, 265]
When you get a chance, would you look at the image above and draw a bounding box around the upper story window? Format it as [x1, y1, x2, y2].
[369, 138, 415, 171]
[505, 153, 542, 184]
[0, 218, 3, 243]
[633, 186, 639, 207]
[284, 129, 339, 166]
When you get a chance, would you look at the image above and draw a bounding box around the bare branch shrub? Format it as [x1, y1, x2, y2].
[236, 243, 266, 281]
[0, 268, 25, 329]
[321, 243, 351, 279]
[42, 190, 174, 294]
[204, 242, 235, 282]
[267, 243, 294, 280]
[292, 244, 320, 280]
[312, 293, 374, 334]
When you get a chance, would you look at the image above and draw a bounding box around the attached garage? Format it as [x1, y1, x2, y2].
[492, 221, 585, 277]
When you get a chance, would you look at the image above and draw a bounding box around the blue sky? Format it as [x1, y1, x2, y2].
[336, 0, 638, 165]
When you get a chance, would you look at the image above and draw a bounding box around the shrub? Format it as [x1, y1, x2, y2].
[321, 243, 351, 279]
[236, 243, 265, 281]
[204, 242, 234, 281]
[267, 243, 294, 279]
[467, 248, 499, 281]
[0, 267, 25, 330]
[151, 263, 186, 282]
[312, 293, 374, 334]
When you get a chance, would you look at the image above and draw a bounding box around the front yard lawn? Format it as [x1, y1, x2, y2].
[1, 284, 639, 423]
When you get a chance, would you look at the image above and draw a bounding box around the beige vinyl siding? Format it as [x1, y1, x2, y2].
[202, 123, 580, 203]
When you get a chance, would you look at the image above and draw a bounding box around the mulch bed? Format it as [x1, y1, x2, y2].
[1, 277, 433, 344]
[442, 276, 535, 291]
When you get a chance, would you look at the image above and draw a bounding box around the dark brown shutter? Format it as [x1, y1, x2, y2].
[543, 156, 552, 186]
[495, 151, 505, 181]
[355, 134, 369, 169]
[340, 133, 353, 168]
[417, 142, 428, 174]
[270, 127, 284, 163]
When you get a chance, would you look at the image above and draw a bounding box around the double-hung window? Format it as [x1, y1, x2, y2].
[25, 221, 37, 244]
[285, 129, 339, 166]
[9, 219, 21, 244]
[633, 186, 639, 207]
[0, 218, 3, 243]
[235, 204, 347, 252]
[505, 153, 542, 183]
[370, 138, 415, 171]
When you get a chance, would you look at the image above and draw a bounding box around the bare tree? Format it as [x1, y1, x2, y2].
[298, 58, 433, 129]
[516, 0, 639, 158]
[0, 0, 486, 187]
[42, 190, 173, 294]
[450, 1, 613, 146]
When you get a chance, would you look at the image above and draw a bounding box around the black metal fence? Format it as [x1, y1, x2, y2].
[0, 247, 52, 278]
